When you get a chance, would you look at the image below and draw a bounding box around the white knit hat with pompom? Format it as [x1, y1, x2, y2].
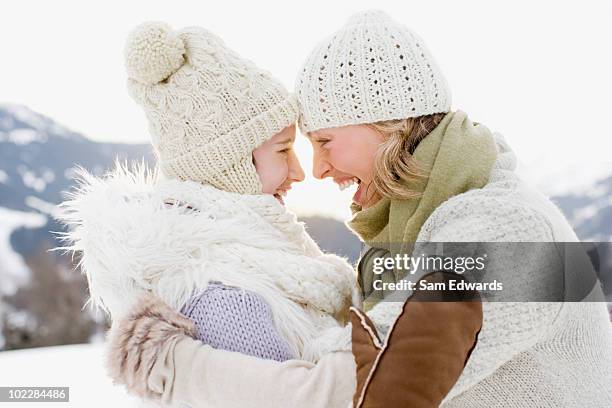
[295, 10, 451, 133]
[124, 22, 298, 194]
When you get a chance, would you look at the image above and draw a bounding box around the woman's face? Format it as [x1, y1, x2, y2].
[253, 124, 305, 205]
[308, 125, 384, 208]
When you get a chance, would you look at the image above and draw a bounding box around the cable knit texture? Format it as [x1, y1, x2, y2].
[180, 282, 295, 362]
[124, 22, 298, 194]
[295, 10, 451, 133]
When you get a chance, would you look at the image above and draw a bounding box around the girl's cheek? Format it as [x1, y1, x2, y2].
[273, 159, 289, 186]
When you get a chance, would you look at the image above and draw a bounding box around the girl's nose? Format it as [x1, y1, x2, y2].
[289, 151, 305, 183]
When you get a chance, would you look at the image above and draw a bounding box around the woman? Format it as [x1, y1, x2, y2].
[106, 10, 612, 408]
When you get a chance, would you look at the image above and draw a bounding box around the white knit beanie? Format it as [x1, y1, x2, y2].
[124, 22, 298, 194]
[295, 10, 451, 133]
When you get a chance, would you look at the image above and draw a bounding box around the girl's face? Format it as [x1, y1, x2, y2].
[253, 124, 305, 205]
[308, 125, 384, 208]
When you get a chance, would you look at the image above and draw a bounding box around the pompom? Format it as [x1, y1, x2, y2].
[124, 22, 186, 85]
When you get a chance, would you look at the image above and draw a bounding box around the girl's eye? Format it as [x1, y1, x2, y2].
[279, 148, 291, 154]
[317, 139, 330, 147]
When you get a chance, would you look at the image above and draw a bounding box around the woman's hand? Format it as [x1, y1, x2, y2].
[105, 292, 196, 400]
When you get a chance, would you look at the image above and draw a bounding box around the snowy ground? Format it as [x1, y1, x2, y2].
[0, 343, 142, 407]
[0, 206, 47, 296]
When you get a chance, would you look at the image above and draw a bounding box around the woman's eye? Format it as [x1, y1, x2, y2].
[279, 148, 290, 154]
[317, 139, 330, 147]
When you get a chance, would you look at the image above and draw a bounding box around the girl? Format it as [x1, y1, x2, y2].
[56, 21, 360, 406]
[105, 11, 612, 408]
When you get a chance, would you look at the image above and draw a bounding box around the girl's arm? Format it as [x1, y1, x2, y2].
[106, 292, 356, 408]
[159, 336, 355, 408]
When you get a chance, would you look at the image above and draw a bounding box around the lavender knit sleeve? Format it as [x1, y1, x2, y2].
[179, 282, 295, 362]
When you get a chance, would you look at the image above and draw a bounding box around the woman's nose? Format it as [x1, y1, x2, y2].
[312, 153, 332, 180]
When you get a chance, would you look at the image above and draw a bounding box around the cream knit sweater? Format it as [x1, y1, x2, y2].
[423, 134, 612, 407]
[144, 134, 612, 408]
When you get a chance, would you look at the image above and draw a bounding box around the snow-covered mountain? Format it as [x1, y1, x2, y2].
[0, 104, 154, 295]
[550, 172, 612, 242]
[548, 168, 612, 307]
[515, 153, 612, 242]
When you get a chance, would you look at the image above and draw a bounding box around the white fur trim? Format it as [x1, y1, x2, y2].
[55, 162, 358, 362]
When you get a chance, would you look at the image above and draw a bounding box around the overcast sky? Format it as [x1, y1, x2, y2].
[1, 0, 610, 219]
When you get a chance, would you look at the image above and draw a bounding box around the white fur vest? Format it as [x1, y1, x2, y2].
[56, 164, 360, 362]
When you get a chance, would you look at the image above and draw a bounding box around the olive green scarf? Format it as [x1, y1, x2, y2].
[347, 110, 497, 310]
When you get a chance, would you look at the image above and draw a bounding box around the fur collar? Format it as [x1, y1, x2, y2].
[56, 163, 359, 358]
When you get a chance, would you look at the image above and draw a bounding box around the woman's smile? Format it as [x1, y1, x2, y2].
[309, 124, 384, 208]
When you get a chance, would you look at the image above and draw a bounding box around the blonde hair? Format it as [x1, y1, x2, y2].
[366, 113, 446, 202]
